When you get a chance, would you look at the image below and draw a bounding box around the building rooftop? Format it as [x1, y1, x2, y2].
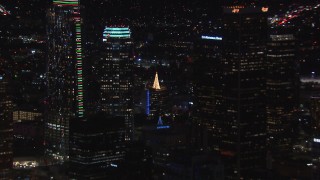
[53, 0, 79, 7]
[152, 72, 161, 90]
[103, 27, 131, 41]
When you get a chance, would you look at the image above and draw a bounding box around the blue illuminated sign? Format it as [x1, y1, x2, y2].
[201, 35, 222, 40]
[157, 126, 170, 129]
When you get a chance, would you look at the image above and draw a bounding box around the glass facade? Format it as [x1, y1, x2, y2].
[0, 74, 13, 179]
[195, 7, 269, 179]
[45, 0, 83, 163]
[96, 26, 134, 140]
[216, 7, 268, 179]
[69, 115, 126, 179]
[266, 31, 298, 155]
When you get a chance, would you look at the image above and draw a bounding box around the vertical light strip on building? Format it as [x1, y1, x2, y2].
[146, 90, 150, 115]
[53, 0, 83, 118]
[73, 5, 84, 117]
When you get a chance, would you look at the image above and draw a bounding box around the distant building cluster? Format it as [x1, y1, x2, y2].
[1, 0, 320, 179]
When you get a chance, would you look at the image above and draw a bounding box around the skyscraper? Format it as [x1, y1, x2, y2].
[96, 26, 134, 140]
[266, 29, 298, 155]
[0, 5, 13, 179]
[193, 34, 222, 148]
[0, 73, 13, 179]
[215, 6, 268, 179]
[146, 72, 168, 119]
[46, 0, 84, 162]
[69, 114, 126, 179]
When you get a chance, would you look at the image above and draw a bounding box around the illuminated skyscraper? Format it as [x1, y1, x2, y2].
[266, 30, 298, 155]
[0, 73, 13, 179]
[146, 72, 168, 119]
[213, 6, 268, 179]
[46, 0, 84, 162]
[96, 26, 134, 140]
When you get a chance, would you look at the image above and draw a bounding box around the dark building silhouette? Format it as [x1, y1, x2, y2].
[161, 149, 224, 180]
[193, 33, 223, 148]
[312, 136, 320, 179]
[0, 73, 13, 179]
[266, 29, 299, 156]
[195, 6, 269, 179]
[310, 96, 320, 129]
[69, 114, 126, 179]
[218, 6, 268, 179]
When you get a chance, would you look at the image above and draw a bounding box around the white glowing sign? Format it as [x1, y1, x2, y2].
[111, 163, 118, 167]
[201, 36, 222, 41]
[314, 138, 320, 143]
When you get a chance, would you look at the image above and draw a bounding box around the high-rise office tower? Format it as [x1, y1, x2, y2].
[0, 5, 13, 180]
[0, 73, 13, 179]
[146, 72, 168, 119]
[96, 26, 134, 140]
[195, 7, 268, 178]
[46, 0, 84, 162]
[266, 29, 298, 155]
[215, 6, 268, 179]
[69, 114, 126, 179]
[193, 34, 223, 148]
[312, 136, 320, 179]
